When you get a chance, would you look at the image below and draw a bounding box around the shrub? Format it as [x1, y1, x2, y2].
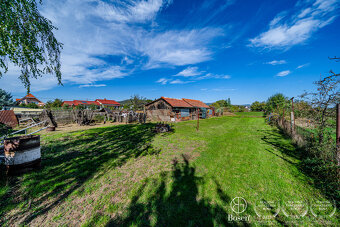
[93, 115, 105, 123]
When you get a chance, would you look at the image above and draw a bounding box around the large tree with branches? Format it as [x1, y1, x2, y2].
[301, 57, 339, 164]
[0, 0, 62, 92]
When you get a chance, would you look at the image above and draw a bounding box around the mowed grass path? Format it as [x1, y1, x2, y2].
[0, 114, 338, 226]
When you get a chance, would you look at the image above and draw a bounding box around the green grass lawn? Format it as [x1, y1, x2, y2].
[0, 115, 338, 226]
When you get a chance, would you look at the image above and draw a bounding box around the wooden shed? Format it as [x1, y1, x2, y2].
[145, 97, 210, 122]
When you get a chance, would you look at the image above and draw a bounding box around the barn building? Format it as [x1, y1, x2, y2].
[145, 97, 210, 122]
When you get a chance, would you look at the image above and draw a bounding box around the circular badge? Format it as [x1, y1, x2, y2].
[254, 199, 280, 219]
[230, 197, 247, 214]
[282, 200, 308, 218]
[310, 199, 336, 218]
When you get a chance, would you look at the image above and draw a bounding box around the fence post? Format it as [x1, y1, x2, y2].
[197, 108, 199, 131]
[290, 97, 295, 134]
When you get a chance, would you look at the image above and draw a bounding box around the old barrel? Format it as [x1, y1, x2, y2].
[3, 135, 41, 170]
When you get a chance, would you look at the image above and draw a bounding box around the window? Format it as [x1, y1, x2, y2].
[181, 109, 190, 117]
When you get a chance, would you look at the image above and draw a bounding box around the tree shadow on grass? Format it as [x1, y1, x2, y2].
[0, 123, 164, 225]
[258, 128, 339, 207]
[106, 155, 250, 227]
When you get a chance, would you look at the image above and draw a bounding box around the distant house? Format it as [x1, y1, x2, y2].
[95, 99, 120, 108]
[145, 97, 210, 122]
[16, 93, 45, 107]
[62, 100, 100, 108]
[62, 99, 120, 109]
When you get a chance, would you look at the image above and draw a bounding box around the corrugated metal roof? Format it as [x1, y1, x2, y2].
[162, 97, 193, 108]
[182, 98, 210, 108]
[0, 110, 18, 128]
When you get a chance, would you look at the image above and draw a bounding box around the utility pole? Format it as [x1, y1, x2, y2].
[197, 108, 199, 131]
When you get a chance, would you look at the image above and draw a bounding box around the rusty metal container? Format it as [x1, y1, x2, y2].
[3, 135, 41, 170]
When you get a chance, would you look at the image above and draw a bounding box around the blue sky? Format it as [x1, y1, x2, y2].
[1, 0, 340, 104]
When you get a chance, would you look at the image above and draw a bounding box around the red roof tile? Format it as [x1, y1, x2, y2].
[63, 100, 100, 106]
[74, 100, 100, 106]
[162, 97, 193, 108]
[62, 101, 76, 106]
[25, 93, 36, 98]
[95, 99, 120, 105]
[182, 98, 210, 108]
[0, 110, 18, 128]
[17, 93, 43, 104]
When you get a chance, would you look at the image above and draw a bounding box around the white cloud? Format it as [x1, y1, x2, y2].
[173, 67, 231, 80]
[250, 0, 338, 48]
[142, 28, 223, 68]
[95, 0, 171, 23]
[175, 67, 203, 77]
[156, 78, 169, 85]
[156, 67, 231, 85]
[196, 73, 231, 80]
[220, 75, 231, 79]
[296, 63, 310, 69]
[276, 70, 291, 77]
[169, 79, 192, 84]
[79, 84, 107, 88]
[121, 56, 134, 65]
[22, 0, 223, 90]
[156, 78, 193, 85]
[265, 60, 287, 65]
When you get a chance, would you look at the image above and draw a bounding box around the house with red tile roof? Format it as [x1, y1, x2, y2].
[16, 93, 45, 107]
[62, 99, 120, 109]
[145, 97, 211, 121]
[95, 99, 120, 108]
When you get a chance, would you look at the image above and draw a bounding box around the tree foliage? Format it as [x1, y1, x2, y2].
[45, 98, 63, 109]
[265, 93, 289, 113]
[301, 69, 339, 144]
[0, 88, 15, 108]
[250, 101, 266, 112]
[127, 94, 151, 111]
[211, 98, 231, 108]
[0, 0, 62, 92]
[25, 102, 39, 109]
